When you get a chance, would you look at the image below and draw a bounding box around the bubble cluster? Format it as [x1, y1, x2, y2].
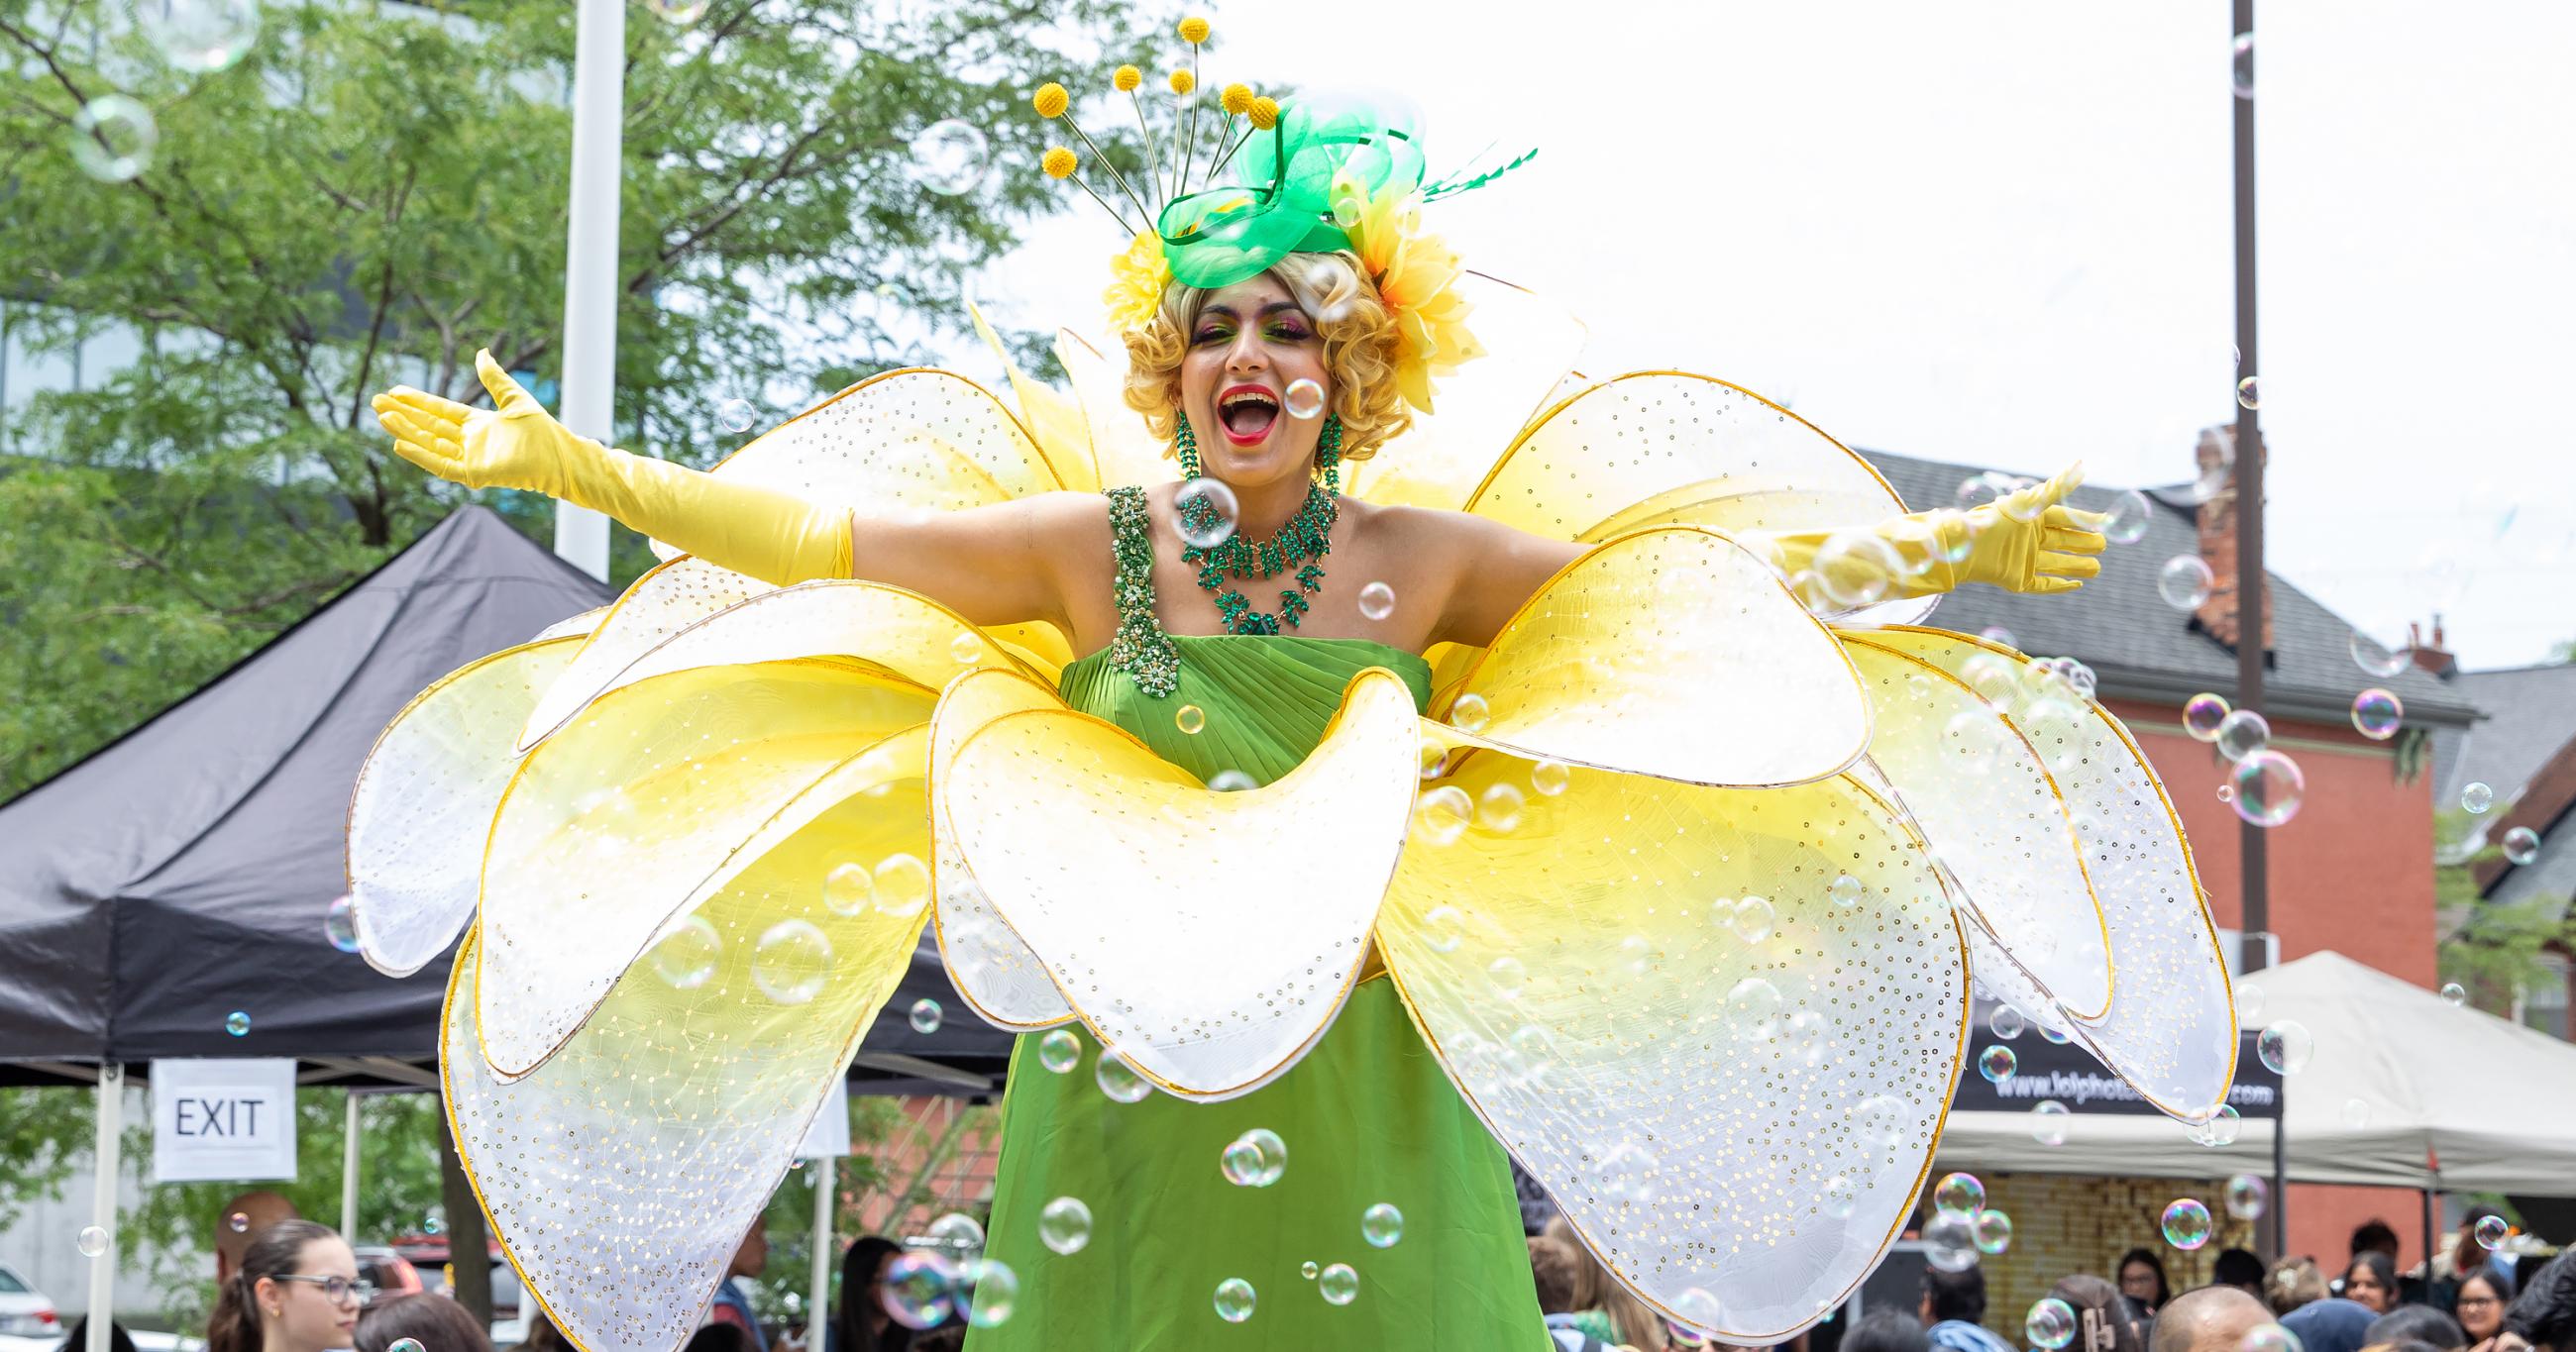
[2162, 1197, 2214, 1249]
[1220, 1128, 1287, 1187]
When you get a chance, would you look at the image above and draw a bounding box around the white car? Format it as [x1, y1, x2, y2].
[0, 1262, 60, 1344]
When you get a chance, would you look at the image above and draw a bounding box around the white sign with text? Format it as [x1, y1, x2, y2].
[151, 1059, 299, 1183]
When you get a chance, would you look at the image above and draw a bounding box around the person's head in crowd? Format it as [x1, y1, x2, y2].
[2343, 1251, 2401, 1314]
[2450, 1268, 2515, 1347]
[837, 1236, 908, 1352]
[2358, 1342, 2443, 1352]
[2351, 1221, 2402, 1261]
[2054, 1275, 2148, 1352]
[901, 1329, 964, 1352]
[213, 1192, 302, 1286]
[2213, 1249, 2268, 1297]
[1920, 1263, 1988, 1327]
[511, 1316, 563, 1352]
[65, 1318, 139, 1352]
[2283, 1298, 2381, 1352]
[1843, 1309, 1932, 1352]
[2364, 1305, 2465, 1352]
[207, 1218, 361, 1352]
[2449, 1207, 2506, 1276]
[2119, 1249, 2174, 1315]
[356, 1293, 496, 1352]
[683, 1325, 752, 1352]
[2268, 1258, 2328, 1316]
[728, 1225, 769, 1282]
[2149, 1286, 2272, 1352]
[1528, 1237, 1586, 1316]
[1542, 1215, 1669, 1351]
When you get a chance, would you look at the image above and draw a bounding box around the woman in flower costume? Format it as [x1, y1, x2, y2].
[354, 29, 2236, 1352]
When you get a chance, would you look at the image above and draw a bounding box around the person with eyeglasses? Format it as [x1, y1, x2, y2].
[207, 1219, 369, 1352]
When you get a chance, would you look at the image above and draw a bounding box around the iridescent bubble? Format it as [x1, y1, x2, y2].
[2257, 1019, 2313, 1074]
[2245, 1326, 2303, 1352]
[1412, 785, 1472, 847]
[950, 631, 984, 665]
[1978, 1045, 2017, 1084]
[1964, 653, 2020, 705]
[1824, 874, 1866, 910]
[70, 95, 157, 183]
[2351, 689, 2403, 740]
[909, 999, 942, 1034]
[1974, 1207, 2014, 1255]
[2231, 32, 2256, 98]
[2504, 827, 2541, 866]
[1357, 581, 1396, 621]
[2230, 750, 2305, 827]
[225, 1010, 251, 1037]
[2475, 1214, 2509, 1250]
[1730, 894, 1775, 944]
[1175, 477, 1239, 549]
[1361, 1201, 1404, 1248]
[1782, 1010, 1828, 1068]
[1213, 1277, 1256, 1322]
[1301, 1261, 1319, 1280]
[1815, 530, 1905, 608]
[1095, 1051, 1151, 1103]
[2162, 1197, 2213, 1250]
[2224, 1173, 2268, 1219]
[141, 0, 261, 71]
[324, 894, 361, 954]
[2350, 632, 2415, 678]
[1318, 1262, 1359, 1304]
[1979, 625, 2018, 651]
[648, 0, 708, 22]
[1038, 1196, 1092, 1254]
[958, 1257, 1018, 1327]
[1821, 1174, 1862, 1219]
[1283, 378, 1328, 420]
[2196, 1103, 2244, 1148]
[873, 854, 932, 918]
[1448, 692, 1491, 734]
[2462, 781, 2495, 814]
[2236, 979, 2266, 1022]
[717, 398, 757, 433]
[1487, 956, 1528, 998]
[2185, 692, 2232, 742]
[2215, 708, 2272, 763]
[1989, 1005, 2027, 1040]
[2030, 1100, 2071, 1146]
[76, 1225, 108, 1258]
[2028, 1298, 2078, 1350]
[1956, 473, 2009, 513]
[1422, 904, 1465, 954]
[2235, 376, 2261, 410]
[1477, 782, 1526, 833]
[1726, 977, 1781, 1041]
[2216, 783, 2236, 804]
[2440, 983, 2466, 1007]
[2103, 490, 2154, 545]
[822, 862, 874, 917]
[927, 1211, 985, 1256]
[752, 919, 832, 1003]
[1932, 1171, 1986, 1218]
[2019, 697, 2089, 775]
[1175, 703, 1207, 735]
[1038, 1028, 1083, 1074]
[1530, 761, 1571, 797]
[881, 1253, 956, 1328]
[2159, 555, 2215, 610]
[911, 119, 991, 196]
[2036, 1020, 2071, 1046]
[226, 1211, 250, 1234]
[1923, 1211, 1979, 1272]
[1208, 770, 1257, 792]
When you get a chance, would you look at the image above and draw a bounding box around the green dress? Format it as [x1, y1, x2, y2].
[962, 492, 1551, 1350]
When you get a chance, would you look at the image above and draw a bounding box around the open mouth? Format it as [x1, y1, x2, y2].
[1217, 385, 1280, 444]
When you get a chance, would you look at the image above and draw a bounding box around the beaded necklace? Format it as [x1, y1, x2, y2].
[1174, 413, 1344, 637]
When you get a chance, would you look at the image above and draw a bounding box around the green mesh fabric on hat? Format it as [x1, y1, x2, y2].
[1157, 95, 1428, 289]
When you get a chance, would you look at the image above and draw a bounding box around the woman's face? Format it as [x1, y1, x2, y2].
[1177, 273, 1334, 492]
[2456, 1275, 2506, 1341]
[261, 1237, 361, 1352]
[2344, 1261, 2393, 1312]
[2119, 1261, 2160, 1305]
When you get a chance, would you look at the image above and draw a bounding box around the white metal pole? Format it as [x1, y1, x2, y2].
[341, 1091, 363, 1240]
[552, 0, 625, 582]
[807, 1157, 835, 1349]
[85, 1065, 123, 1352]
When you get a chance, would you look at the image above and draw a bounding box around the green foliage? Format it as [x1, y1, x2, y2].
[2434, 806, 2576, 1018]
[0, 1087, 98, 1231]
[0, 0, 1159, 799]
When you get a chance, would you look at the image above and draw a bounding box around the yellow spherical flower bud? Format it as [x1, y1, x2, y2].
[1167, 69, 1196, 95]
[1220, 82, 1253, 116]
[1177, 16, 1211, 43]
[1113, 64, 1142, 92]
[1032, 82, 1069, 119]
[1247, 95, 1279, 131]
[1041, 146, 1078, 179]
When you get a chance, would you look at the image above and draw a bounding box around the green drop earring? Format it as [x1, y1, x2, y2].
[1176, 416, 1203, 479]
[1314, 413, 1343, 494]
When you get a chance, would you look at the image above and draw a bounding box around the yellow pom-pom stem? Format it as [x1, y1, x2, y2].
[1052, 110, 1155, 227]
[1177, 15, 1210, 43]
[1032, 82, 1069, 119]
[1167, 69, 1195, 95]
[1113, 64, 1142, 92]
[1220, 82, 1253, 116]
[1041, 146, 1078, 178]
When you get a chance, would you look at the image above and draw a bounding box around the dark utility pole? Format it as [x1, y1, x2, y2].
[2232, 1, 2269, 980]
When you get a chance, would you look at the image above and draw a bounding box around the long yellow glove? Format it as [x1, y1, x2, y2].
[1752, 466, 2111, 605]
[370, 351, 850, 587]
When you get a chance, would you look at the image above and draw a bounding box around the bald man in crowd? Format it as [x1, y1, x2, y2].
[212, 1190, 300, 1285]
[2152, 1286, 2274, 1352]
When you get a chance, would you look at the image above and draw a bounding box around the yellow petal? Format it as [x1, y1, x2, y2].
[927, 667, 1080, 1031]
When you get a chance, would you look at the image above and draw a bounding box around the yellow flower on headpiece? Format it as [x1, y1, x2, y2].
[1247, 96, 1279, 131]
[1103, 231, 1171, 333]
[1041, 147, 1077, 179]
[1113, 64, 1142, 92]
[1335, 170, 1484, 414]
[1220, 82, 1254, 116]
[1032, 83, 1069, 119]
[1168, 69, 1196, 95]
[1178, 16, 1211, 43]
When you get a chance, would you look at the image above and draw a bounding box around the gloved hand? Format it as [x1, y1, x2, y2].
[372, 351, 849, 586]
[1754, 465, 2110, 605]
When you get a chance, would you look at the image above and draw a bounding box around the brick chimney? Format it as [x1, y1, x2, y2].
[2409, 615, 2458, 677]
[2194, 427, 2275, 651]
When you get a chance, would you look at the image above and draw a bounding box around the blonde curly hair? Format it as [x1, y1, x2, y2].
[1121, 250, 1412, 465]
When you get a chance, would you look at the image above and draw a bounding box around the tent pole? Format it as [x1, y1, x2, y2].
[808, 1157, 835, 1347]
[2270, 1107, 2288, 1258]
[86, 1064, 123, 1352]
[342, 1091, 363, 1240]
[2421, 1184, 2437, 1282]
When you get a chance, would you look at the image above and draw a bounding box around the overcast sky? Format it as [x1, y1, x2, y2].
[962, 1, 2576, 670]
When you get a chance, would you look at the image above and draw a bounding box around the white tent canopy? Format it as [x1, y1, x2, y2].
[1931, 950, 2576, 1194]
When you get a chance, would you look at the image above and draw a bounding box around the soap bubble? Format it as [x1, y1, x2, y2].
[1989, 1005, 2026, 1040]
[753, 919, 833, 1003]
[1038, 1196, 1092, 1254]
[1301, 1261, 1319, 1280]
[1448, 691, 1491, 734]
[1175, 478, 1239, 549]
[1815, 530, 1905, 608]
[1530, 761, 1571, 797]
[2028, 1298, 2078, 1350]
[2217, 783, 2236, 804]
[1208, 770, 1257, 792]
[1726, 978, 1780, 1041]
[2235, 376, 2261, 410]
[1828, 874, 1867, 909]
[2245, 1327, 2303, 1352]
[1781, 1010, 1828, 1068]
[2103, 490, 2154, 545]
[1213, 1278, 1256, 1322]
[70, 95, 157, 182]
[2159, 556, 2214, 610]
[1932, 1171, 1986, 1218]
[2504, 827, 2541, 866]
[325, 894, 361, 953]
[909, 998, 942, 1034]
[950, 632, 983, 665]
[958, 1258, 1018, 1327]
[2224, 1173, 2268, 1219]
[1283, 378, 1327, 420]
[911, 120, 990, 196]
[1478, 782, 1526, 833]
[1413, 785, 1472, 847]
[2030, 1100, 2071, 1146]
[1974, 1208, 2014, 1255]
[2193, 1103, 2244, 1148]
[2475, 1215, 2510, 1250]
[648, 0, 708, 22]
[717, 398, 757, 433]
[2462, 781, 2495, 813]
[2230, 750, 2305, 827]
[141, 0, 262, 70]
[1730, 895, 1775, 944]
[2231, 32, 2256, 98]
[1361, 1202, 1404, 1247]
[2440, 983, 2466, 1006]
[822, 863, 874, 917]
[1318, 1263, 1359, 1305]
[1095, 1051, 1151, 1103]
[1924, 1211, 1979, 1272]
[226, 1211, 250, 1233]
[225, 1010, 251, 1037]
[1956, 472, 2011, 513]
[2215, 709, 2272, 762]
[1175, 704, 1206, 735]
[2162, 1197, 2213, 1249]
[873, 854, 932, 918]
[1978, 1045, 2017, 1084]
[880, 1253, 955, 1328]
[2185, 693, 2231, 742]
[76, 1225, 108, 1258]
[2350, 632, 2415, 678]
[2351, 689, 2403, 740]
[1357, 581, 1395, 620]
[1979, 625, 2018, 651]
[2340, 1097, 2371, 1130]
[2257, 1019, 2312, 1074]
[926, 1211, 985, 1257]
[1487, 956, 1528, 998]
[1422, 904, 1465, 954]
[2237, 979, 2266, 1022]
[384, 1339, 419, 1352]
[1038, 1028, 1082, 1073]
[1221, 1128, 1287, 1187]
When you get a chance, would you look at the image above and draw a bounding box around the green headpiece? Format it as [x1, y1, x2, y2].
[1155, 96, 1429, 289]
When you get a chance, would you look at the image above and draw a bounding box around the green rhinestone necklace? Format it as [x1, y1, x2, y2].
[1174, 414, 1344, 636]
